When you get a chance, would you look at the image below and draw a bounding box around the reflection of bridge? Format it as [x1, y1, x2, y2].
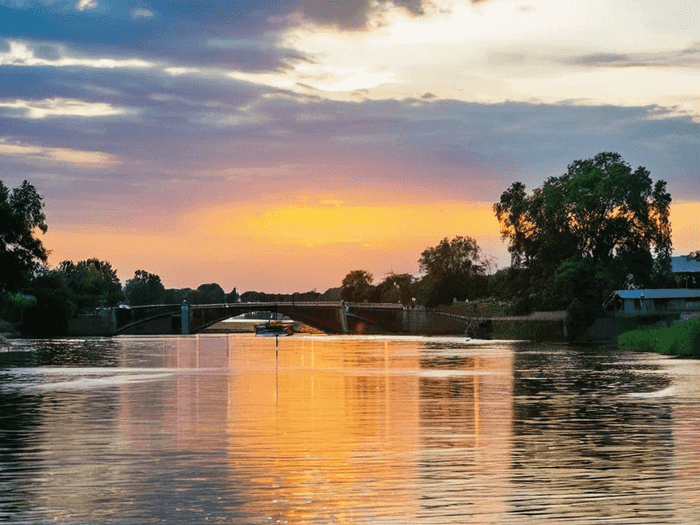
[107, 301, 472, 336]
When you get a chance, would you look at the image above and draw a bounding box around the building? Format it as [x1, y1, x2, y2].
[604, 288, 700, 317]
[672, 255, 700, 288]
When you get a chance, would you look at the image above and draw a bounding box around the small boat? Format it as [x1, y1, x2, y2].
[254, 322, 293, 337]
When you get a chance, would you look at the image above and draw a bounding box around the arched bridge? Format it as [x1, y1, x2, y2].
[113, 301, 427, 335]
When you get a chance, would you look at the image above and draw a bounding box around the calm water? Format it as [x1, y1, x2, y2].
[1, 334, 700, 524]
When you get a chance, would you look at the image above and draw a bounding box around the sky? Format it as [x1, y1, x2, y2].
[1, 0, 699, 294]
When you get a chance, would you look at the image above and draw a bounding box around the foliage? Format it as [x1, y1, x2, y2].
[22, 272, 76, 336]
[189, 283, 226, 304]
[56, 258, 123, 310]
[225, 287, 239, 303]
[124, 270, 165, 306]
[163, 288, 193, 305]
[565, 296, 604, 342]
[493, 152, 673, 314]
[0, 180, 48, 292]
[0, 292, 35, 326]
[376, 273, 415, 305]
[321, 287, 342, 301]
[341, 270, 375, 302]
[417, 236, 487, 307]
[618, 318, 700, 356]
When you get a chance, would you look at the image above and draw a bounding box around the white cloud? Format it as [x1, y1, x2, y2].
[0, 138, 120, 166]
[266, 0, 700, 118]
[76, 0, 97, 11]
[0, 98, 128, 119]
[131, 8, 153, 18]
[0, 40, 154, 69]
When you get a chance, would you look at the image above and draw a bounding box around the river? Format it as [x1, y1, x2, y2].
[1, 334, 699, 524]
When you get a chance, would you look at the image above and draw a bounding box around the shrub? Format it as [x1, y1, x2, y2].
[618, 318, 700, 356]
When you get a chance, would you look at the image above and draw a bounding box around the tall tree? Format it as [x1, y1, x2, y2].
[341, 270, 375, 302]
[418, 236, 487, 307]
[0, 180, 48, 292]
[494, 152, 672, 319]
[124, 270, 165, 306]
[57, 258, 123, 309]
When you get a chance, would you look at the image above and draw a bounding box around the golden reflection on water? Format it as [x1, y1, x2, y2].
[7, 336, 700, 523]
[114, 335, 513, 523]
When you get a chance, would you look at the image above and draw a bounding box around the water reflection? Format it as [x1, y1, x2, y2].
[0, 336, 698, 523]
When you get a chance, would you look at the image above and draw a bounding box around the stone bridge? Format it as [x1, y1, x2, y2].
[101, 301, 473, 336]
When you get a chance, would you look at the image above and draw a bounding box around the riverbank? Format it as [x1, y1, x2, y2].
[618, 317, 700, 356]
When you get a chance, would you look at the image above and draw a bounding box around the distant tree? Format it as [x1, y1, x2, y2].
[321, 287, 342, 301]
[240, 291, 270, 302]
[341, 270, 375, 302]
[225, 287, 239, 303]
[494, 152, 673, 316]
[190, 283, 225, 304]
[57, 258, 123, 310]
[377, 273, 415, 305]
[0, 180, 48, 292]
[417, 236, 488, 307]
[124, 270, 165, 306]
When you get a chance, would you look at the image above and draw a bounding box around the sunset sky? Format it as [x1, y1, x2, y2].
[2, 0, 699, 293]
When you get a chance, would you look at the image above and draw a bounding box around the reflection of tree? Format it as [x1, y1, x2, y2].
[0, 388, 43, 521]
[509, 344, 674, 521]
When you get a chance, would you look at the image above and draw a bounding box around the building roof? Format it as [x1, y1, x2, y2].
[613, 289, 700, 300]
[672, 255, 700, 273]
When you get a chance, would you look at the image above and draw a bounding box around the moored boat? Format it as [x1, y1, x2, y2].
[254, 322, 293, 337]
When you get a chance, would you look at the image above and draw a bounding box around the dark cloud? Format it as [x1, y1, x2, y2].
[298, 0, 424, 30]
[3, 80, 699, 206]
[569, 42, 700, 68]
[0, 3, 305, 72]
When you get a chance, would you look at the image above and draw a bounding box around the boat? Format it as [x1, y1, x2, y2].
[254, 321, 294, 337]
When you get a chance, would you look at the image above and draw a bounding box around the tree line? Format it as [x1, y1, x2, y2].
[339, 152, 678, 339]
[1, 152, 682, 339]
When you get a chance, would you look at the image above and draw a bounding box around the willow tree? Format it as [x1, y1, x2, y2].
[493, 152, 672, 317]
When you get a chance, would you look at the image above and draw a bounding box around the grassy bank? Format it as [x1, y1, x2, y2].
[618, 317, 700, 356]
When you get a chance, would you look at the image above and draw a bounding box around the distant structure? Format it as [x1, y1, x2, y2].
[672, 255, 700, 288]
[604, 289, 700, 317]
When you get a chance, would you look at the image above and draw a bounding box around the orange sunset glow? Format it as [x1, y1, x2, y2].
[43, 198, 699, 293]
[2, 0, 698, 293]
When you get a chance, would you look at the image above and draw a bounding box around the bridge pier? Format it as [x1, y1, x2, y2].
[181, 300, 190, 335]
[340, 302, 349, 333]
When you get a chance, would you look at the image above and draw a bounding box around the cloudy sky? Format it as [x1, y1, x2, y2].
[2, 0, 699, 293]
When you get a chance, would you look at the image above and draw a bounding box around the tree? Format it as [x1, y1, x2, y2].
[377, 273, 415, 305]
[341, 270, 375, 302]
[417, 236, 488, 307]
[225, 287, 239, 303]
[124, 270, 165, 306]
[0, 180, 48, 292]
[190, 283, 226, 304]
[493, 152, 673, 333]
[57, 258, 123, 310]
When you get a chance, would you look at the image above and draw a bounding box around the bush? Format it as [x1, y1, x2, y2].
[0, 292, 35, 326]
[618, 318, 700, 356]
